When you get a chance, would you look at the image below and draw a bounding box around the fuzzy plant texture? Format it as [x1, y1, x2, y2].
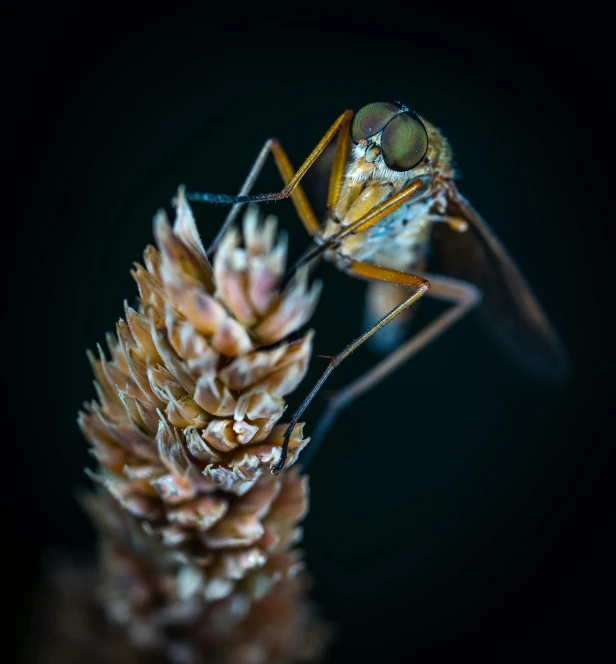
[70, 189, 331, 664]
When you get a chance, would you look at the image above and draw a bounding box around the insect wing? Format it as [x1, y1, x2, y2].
[431, 183, 570, 381]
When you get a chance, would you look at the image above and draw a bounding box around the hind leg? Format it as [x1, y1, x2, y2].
[302, 274, 482, 467]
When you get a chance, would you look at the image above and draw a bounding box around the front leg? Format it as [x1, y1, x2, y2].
[187, 110, 354, 212]
[205, 136, 324, 256]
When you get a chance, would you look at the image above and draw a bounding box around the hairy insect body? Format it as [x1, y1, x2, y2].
[322, 121, 454, 274]
[320, 121, 455, 350]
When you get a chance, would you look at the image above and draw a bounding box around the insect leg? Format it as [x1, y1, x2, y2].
[283, 114, 354, 275]
[206, 137, 322, 255]
[271, 262, 430, 474]
[289, 177, 424, 275]
[305, 275, 482, 461]
[206, 140, 277, 255]
[187, 110, 354, 207]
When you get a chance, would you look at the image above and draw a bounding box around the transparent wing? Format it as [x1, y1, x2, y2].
[430, 182, 570, 381]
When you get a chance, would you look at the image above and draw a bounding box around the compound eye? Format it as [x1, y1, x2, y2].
[381, 111, 428, 172]
[351, 101, 402, 143]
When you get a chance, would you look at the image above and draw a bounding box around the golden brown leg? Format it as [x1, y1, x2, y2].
[303, 274, 482, 463]
[203, 112, 354, 254]
[326, 112, 352, 211]
[271, 261, 430, 474]
[290, 177, 424, 274]
[188, 110, 354, 208]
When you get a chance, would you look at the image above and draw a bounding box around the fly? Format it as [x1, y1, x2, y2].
[186, 100, 569, 473]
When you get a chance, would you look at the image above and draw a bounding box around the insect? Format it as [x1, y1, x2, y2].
[187, 100, 569, 473]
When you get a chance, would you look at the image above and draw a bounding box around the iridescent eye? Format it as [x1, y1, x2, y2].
[351, 101, 402, 143]
[381, 111, 428, 172]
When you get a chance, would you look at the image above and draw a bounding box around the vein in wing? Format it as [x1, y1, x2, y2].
[430, 184, 569, 381]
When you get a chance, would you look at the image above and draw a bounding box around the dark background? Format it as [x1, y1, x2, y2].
[6, 3, 613, 662]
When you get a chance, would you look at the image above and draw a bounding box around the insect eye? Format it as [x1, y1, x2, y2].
[381, 111, 428, 172]
[351, 101, 402, 143]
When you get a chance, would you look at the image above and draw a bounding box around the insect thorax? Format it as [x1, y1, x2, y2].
[326, 180, 448, 272]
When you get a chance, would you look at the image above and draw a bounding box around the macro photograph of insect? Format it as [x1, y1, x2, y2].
[6, 3, 612, 663]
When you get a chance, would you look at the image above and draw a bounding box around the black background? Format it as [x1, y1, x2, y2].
[6, 3, 613, 662]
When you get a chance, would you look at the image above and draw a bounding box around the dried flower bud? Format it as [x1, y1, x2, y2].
[77, 191, 330, 661]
